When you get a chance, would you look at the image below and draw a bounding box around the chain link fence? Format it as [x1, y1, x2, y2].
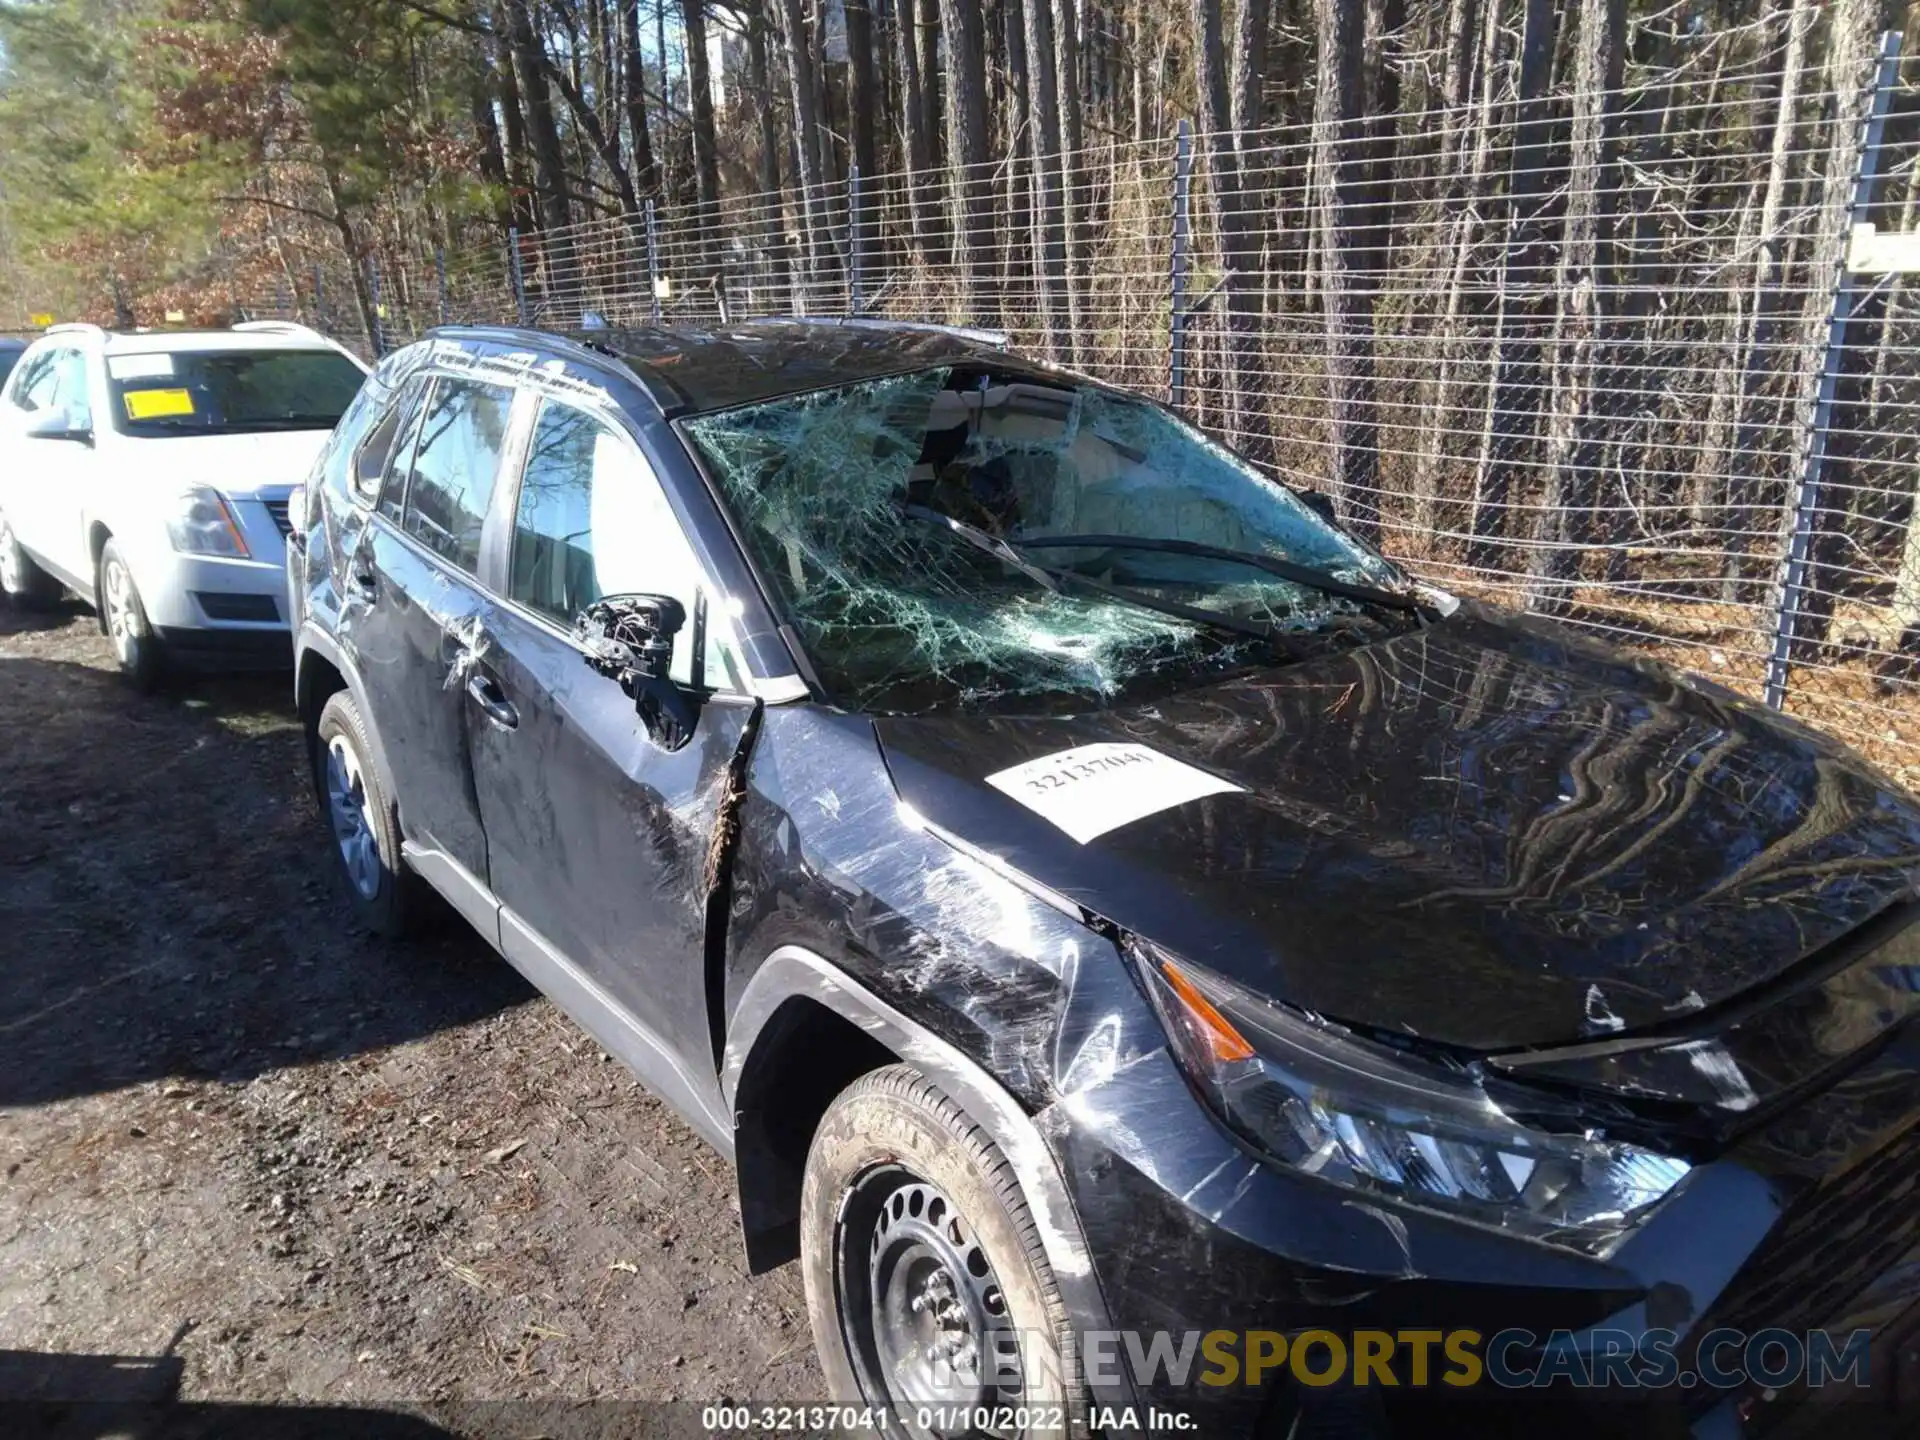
[224, 28, 1920, 785]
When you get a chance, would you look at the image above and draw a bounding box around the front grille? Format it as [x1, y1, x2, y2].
[194, 592, 280, 623]
[262, 499, 292, 537]
[1694, 1122, 1920, 1342]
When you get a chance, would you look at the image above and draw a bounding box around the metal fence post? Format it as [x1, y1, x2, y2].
[645, 199, 663, 324]
[276, 274, 290, 320]
[848, 162, 863, 317]
[367, 256, 387, 357]
[1169, 119, 1194, 410]
[436, 247, 449, 326]
[1763, 30, 1903, 711]
[312, 264, 323, 328]
[508, 227, 530, 326]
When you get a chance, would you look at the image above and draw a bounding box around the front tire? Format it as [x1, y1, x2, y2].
[98, 540, 164, 690]
[801, 1065, 1086, 1439]
[0, 508, 60, 609]
[314, 690, 416, 938]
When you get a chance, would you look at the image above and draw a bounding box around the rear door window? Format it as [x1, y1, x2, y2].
[397, 377, 513, 574]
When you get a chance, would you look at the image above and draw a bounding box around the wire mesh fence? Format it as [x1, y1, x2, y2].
[226, 26, 1920, 785]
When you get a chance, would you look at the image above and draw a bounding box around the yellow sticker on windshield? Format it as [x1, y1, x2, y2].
[125, 388, 195, 420]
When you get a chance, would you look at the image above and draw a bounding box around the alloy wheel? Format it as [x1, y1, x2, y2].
[0, 516, 21, 594]
[102, 557, 140, 665]
[324, 736, 381, 900]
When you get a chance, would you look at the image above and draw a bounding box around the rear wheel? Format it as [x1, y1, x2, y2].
[801, 1065, 1086, 1439]
[0, 509, 60, 609]
[98, 540, 164, 690]
[315, 689, 416, 937]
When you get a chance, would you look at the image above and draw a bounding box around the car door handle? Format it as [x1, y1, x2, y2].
[466, 672, 519, 730]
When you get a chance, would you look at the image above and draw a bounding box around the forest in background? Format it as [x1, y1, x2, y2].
[8, 0, 1920, 776]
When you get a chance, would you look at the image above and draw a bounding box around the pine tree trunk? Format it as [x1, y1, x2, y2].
[915, 0, 942, 172]
[775, 0, 827, 302]
[1314, 0, 1381, 543]
[744, 7, 791, 314]
[680, 0, 725, 311]
[941, 0, 992, 312]
[1525, 0, 1619, 613]
[1025, 0, 1071, 355]
[1789, 0, 1881, 659]
[623, 0, 661, 196]
[1054, 0, 1088, 363]
[1411, 0, 1498, 538]
[847, 0, 880, 282]
[1468, 0, 1558, 570]
[895, 0, 937, 260]
[505, 0, 579, 313]
[470, 40, 516, 233]
[1003, 0, 1036, 300]
[1718, 0, 1815, 598]
[493, 1, 540, 233]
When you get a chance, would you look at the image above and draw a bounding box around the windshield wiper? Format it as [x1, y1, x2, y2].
[1011, 533, 1422, 613]
[897, 502, 1064, 594]
[897, 503, 1281, 643]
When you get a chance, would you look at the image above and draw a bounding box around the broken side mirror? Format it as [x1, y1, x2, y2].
[574, 593, 702, 751]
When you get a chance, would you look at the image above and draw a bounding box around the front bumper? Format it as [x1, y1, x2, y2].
[136, 549, 290, 630]
[1043, 1036, 1920, 1437]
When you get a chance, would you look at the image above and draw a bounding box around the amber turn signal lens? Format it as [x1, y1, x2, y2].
[1159, 960, 1256, 1065]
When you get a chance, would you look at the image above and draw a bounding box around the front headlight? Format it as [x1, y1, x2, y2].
[1138, 944, 1691, 1256]
[167, 486, 250, 557]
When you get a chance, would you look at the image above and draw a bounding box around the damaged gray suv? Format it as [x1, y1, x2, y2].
[290, 320, 1920, 1436]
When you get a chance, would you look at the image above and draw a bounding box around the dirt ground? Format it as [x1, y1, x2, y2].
[0, 600, 824, 1436]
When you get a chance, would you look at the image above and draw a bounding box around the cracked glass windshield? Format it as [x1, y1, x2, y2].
[683, 365, 1415, 713]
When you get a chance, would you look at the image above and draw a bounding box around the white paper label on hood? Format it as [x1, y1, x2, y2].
[984, 742, 1244, 844]
[107, 353, 175, 380]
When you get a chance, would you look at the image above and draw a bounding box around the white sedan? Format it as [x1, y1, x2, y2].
[0, 322, 368, 686]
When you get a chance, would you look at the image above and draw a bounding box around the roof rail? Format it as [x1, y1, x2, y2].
[232, 320, 327, 341]
[749, 316, 1011, 350]
[426, 324, 627, 366]
[45, 322, 108, 341]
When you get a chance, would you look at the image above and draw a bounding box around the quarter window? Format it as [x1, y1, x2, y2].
[357, 375, 429, 511]
[53, 352, 92, 430]
[508, 399, 731, 687]
[398, 378, 513, 573]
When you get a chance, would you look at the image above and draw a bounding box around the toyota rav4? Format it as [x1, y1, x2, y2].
[289, 320, 1920, 1437]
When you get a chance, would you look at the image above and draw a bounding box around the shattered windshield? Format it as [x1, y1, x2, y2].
[682, 366, 1412, 713]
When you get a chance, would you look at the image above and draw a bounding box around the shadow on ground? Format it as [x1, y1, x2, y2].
[0, 652, 532, 1108]
[0, 1344, 457, 1437]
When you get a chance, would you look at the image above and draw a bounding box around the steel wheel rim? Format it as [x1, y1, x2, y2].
[0, 516, 20, 593]
[103, 558, 139, 663]
[839, 1167, 1023, 1439]
[325, 736, 381, 900]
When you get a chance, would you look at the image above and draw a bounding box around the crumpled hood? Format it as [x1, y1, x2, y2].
[874, 602, 1920, 1051]
[130, 428, 332, 497]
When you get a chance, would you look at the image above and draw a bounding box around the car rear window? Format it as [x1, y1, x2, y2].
[106, 349, 364, 437]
